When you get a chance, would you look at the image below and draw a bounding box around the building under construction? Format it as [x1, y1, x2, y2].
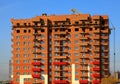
[11, 13, 110, 84]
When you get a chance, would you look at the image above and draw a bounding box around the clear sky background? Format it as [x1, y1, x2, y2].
[0, 0, 120, 80]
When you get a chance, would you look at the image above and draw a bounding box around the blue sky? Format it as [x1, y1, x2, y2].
[0, 0, 120, 80]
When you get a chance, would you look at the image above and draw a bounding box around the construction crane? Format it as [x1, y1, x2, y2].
[71, 8, 82, 14]
[110, 21, 116, 74]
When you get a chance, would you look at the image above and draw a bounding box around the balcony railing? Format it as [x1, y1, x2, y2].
[80, 43, 88, 46]
[79, 80, 88, 84]
[54, 80, 68, 84]
[93, 68, 100, 71]
[32, 74, 40, 78]
[54, 56, 67, 59]
[32, 61, 41, 66]
[92, 61, 100, 65]
[92, 73, 100, 77]
[53, 62, 68, 65]
[92, 80, 100, 83]
[32, 68, 41, 72]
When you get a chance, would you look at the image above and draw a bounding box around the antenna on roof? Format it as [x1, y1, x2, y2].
[71, 8, 82, 14]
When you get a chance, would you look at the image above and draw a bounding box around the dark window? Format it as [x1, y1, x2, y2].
[49, 29, 52, 32]
[75, 28, 79, 31]
[75, 21, 79, 25]
[101, 27, 105, 30]
[41, 29, 45, 32]
[82, 28, 85, 32]
[55, 29, 58, 32]
[95, 28, 97, 30]
[28, 30, 31, 33]
[24, 30, 27, 33]
[17, 23, 20, 26]
[17, 30, 20, 33]
[35, 30, 37, 33]
[68, 29, 71, 32]
[28, 23, 31, 26]
[89, 28, 92, 31]
[102, 21, 105, 25]
[24, 23, 27, 26]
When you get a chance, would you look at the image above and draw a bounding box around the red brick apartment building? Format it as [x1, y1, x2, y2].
[11, 13, 110, 84]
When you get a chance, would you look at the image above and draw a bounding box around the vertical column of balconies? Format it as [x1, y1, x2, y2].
[79, 31, 89, 84]
[100, 19, 109, 78]
[32, 28, 41, 84]
[53, 21, 70, 84]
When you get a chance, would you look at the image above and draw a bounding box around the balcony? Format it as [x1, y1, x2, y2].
[92, 61, 100, 65]
[103, 56, 108, 59]
[93, 43, 100, 46]
[94, 49, 100, 53]
[80, 49, 88, 53]
[33, 33, 41, 36]
[53, 62, 67, 65]
[32, 74, 40, 78]
[80, 68, 88, 71]
[54, 80, 68, 84]
[94, 30, 100, 34]
[32, 68, 41, 72]
[92, 80, 100, 83]
[79, 80, 88, 84]
[92, 73, 100, 77]
[94, 56, 100, 59]
[80, 74, 88, 78]
[80, 37, 88, 40]
[80, 43, 88, 46]
[80, 56, 89, 59]
[93, 68, 100, 71]
[54, 56, 67, 59]
[32, 62, 41, 66]
[80, 62, 88, 65]
[33, 57, 41, 60]
[94, 36, 100, 40]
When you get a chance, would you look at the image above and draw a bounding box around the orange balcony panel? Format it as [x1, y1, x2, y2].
[92, 61, 100, 65]
[92, 80, 100, 84]
[79, 80, 88, 84]
[32, 68, 41, 72]
[54, 80, 68, 83]
[93, 68, 100, 71]
[32, 74, 40, 78]
[92, 74, 100, 77]
[53, 62, 67, 65]
[32, 62, 41, 66]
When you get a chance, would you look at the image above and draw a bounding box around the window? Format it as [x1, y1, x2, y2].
[16, 72, 20, 76]
[41, 53, 45, 56]
[16, 60, 20, 64]
[16, 66, 20, 70]
[68, 59, 71, 62]
[68, 29, 71, 32]
[41, 47, 45, 50]
[23, 36, 27, 39]
[28, 42, 30, 45]
[75, 28, 79, 31]
[28, 36, 30, 39]
[23, 66, 27, 70]
[49, 53, 52, 57]
[41, 35, 45, 38]
[75, 40, 79, 44]
[89, 52, 92, 56]
[82, 33, 85, 37]
[28, 30, 31, 33]
[16, 36, 20, 39]
[24, 30, 27, 33]
[16, 48, 20, 51]
[16, 78, 20, 82]
[75, 72, 78, 75]
[54, 34, 58, 38]
[75, 78, 79, 80]
[82, 40, 85, 43]
[41, 59, 45, 63]
[55, 53, 58, 56]
[89, 34, 92, 37]
[23, 54, 27, 57]
[16, 54, 20, 57]
[16, 42, 20, 46]
[82, 52, 85, 56]
[75, 59, 79, 62]
[75, 46, 79, 50]
[68, 41, 71, 44]
[75, 65, 79, 68]
[89, 40, 92, 43]
[68, 34, 71, 38]
[41, 65, 45, 69]
[23, 48, 27, 51]
[49, 35, 52, 39]
[41, 76, 44, 80]
[89, 46, 92, 50]
[68, 53, 71, 56]
[74, 53, 79, 56]
[41, 29, 44, 32]
[23, 60, 27, 63]
[23, 42, 27, 45]
[68, 47, 71, 50]
[89, 28, 92, 31]
[75, 34, 78, 38]
[40, 41, 45, 44]
[16, 30, 20, 33]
